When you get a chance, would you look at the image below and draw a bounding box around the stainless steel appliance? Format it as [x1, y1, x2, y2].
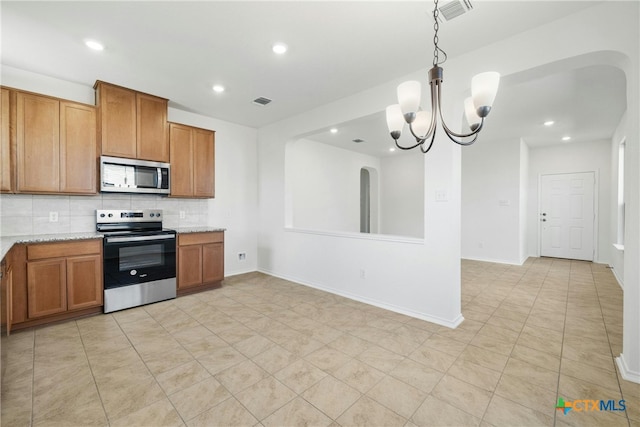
[100, 156, 170, 195]
[97, 209, 176, 313]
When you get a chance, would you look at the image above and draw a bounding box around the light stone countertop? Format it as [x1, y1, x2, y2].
[0, 228, 226, 261]
[172, 227, 226, 234]
[0, 232, 104, 261]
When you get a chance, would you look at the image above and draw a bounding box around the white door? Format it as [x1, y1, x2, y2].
[540, 172, 595, 261]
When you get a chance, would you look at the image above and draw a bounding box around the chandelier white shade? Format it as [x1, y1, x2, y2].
[385, 0, 500, 153]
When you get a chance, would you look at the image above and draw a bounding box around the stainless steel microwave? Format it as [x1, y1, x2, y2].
[100, 156, 170, 195]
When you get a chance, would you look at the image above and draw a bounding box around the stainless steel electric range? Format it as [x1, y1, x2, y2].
[96, 209, 176, 313]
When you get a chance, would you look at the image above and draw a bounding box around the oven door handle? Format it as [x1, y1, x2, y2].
[105, 234, 175, 244]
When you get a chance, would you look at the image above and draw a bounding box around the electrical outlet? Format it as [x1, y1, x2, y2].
[238, 252, 246, 261]
[49, 211, 58, 222]
[359, 269, 366, 279]
[179, 211, 186, 219]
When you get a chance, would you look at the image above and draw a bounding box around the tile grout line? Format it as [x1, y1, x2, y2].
[478, 258, 555, 424]
[74, 319, 111, 426]
[551, 260, 572, 427]
[590, 263, 632, 426]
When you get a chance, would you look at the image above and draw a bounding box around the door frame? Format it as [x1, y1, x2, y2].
[536, 170, 599, 261]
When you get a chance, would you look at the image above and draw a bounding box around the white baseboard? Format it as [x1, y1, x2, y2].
[461, 255, 527, 266]
[258, 268, 464, 329]
[609, 266, 624, 290]
[224, 268, 258, 278]
[616, 354, 640, 384]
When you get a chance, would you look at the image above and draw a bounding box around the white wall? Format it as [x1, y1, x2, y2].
[379, 153, 424, 238]
[0, 66, 259, 276]
[609, 112, 626, 287]
[258, 82, 463, 327]
[286, 139, 423, 238]
[519, 139, 529, 262]
[462, 137, 523, 264]
[526, 140, 611, 263]
[286, 138, 380, 233]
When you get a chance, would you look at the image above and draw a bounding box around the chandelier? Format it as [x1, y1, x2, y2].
[385, 0, 500, 153]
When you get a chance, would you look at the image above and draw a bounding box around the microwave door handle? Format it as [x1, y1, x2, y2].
[157, 168, 162, 189]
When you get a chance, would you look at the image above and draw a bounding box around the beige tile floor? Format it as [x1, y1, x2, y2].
[1, 257, 638, 426]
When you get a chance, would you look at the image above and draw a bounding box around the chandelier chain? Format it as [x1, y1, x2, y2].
[432, 0, 447, 66]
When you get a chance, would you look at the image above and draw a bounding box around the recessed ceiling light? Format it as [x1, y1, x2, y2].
[330, 128, 338, 134]
[85, 39, 104, 51]
[389, 147, 396, 152]
[272, 43, 288, 55]
[543, 120, 555, 126]
[562, 136, 571, 141]
[212, 85, 225, 93]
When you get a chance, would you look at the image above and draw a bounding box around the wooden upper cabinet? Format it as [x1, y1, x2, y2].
[95, 81, 168, 162]
[137, 93, 168, 162]
[60, 101, 96, 193]
[14, 91, 97, 195]
[169, 122, 215, 198]
[169, 123, 194, 197]
[193, 128, 215, 198]
[1, 88, 12, 192]
[16, 92, 60, 193]
[95, 82, 136, 158]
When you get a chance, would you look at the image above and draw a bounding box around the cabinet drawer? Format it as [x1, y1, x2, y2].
[178, 232, 224, 246]
[28, 239, 101, 260]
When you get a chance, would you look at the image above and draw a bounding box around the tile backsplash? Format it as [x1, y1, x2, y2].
[0, 193, 210, 236]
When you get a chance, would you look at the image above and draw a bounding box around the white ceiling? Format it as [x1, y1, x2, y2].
[2, 1, 618, 134]
[306, 63, 627, 157]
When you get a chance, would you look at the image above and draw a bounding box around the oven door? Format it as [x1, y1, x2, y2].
[103, 231, 176, 289]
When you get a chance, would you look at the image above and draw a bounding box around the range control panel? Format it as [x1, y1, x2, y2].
[96, 209, 163, 224]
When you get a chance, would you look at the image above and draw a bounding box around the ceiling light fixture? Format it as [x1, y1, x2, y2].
[212, 85, 225, 93]
[385, 0, 500, 153]
[562, 136, 571, 141]
[272, 43, 288, 55]
[330, 128, 338, 134]
[84, 39, 104, 51]
[544, 120, 555, 126]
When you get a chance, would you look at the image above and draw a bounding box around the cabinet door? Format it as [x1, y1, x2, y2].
[177, 245, 202, 289]
[16, 92, 60, 193]
[97, 83, 137, 158]
[27, 259, 66, 318]
[67, 254, 102, 310]
[1, 88, 11, 192]
[60, 101, 97, 194]
[193, 129, 215, 198]
[137, 93, 168, 162]
[202, 242, 224, 284]
[169, 123, 193, 197]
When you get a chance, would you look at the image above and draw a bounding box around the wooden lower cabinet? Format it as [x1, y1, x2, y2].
[25, 240, 103, 321]
[202, 243, 224, 284]
[27, 258, 67, 318]
[177, 232, 224, 292]
[66, 255, 102, 311]
[178, 245, 203, 288]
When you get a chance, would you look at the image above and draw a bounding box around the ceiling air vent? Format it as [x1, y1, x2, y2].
[438, 0, 473, 21]
[352, 138, 365, 143]
[253, 97, 272, 106]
